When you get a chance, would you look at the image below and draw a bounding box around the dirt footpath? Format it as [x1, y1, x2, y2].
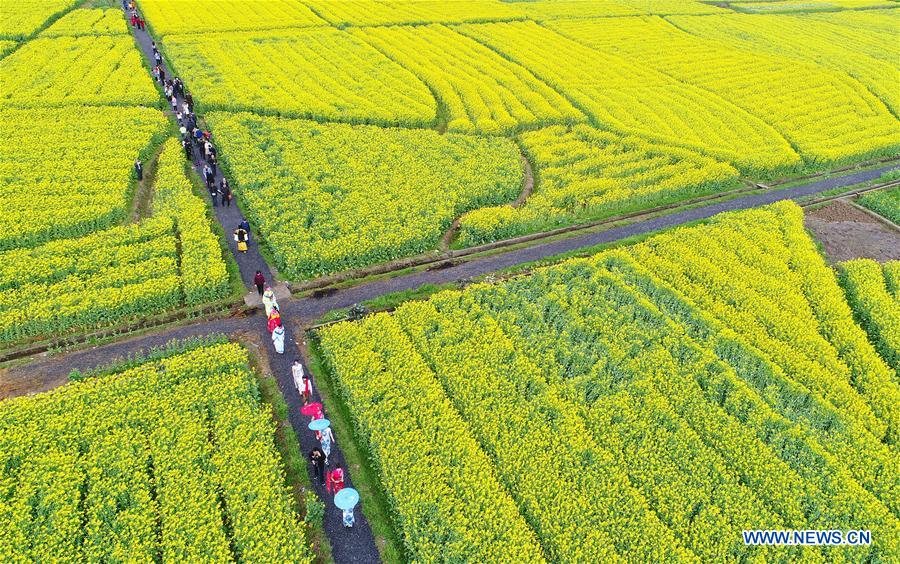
[805, 200, 900, 263]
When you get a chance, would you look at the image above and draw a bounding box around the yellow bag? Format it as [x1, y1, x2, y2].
[237, 241, 248, 252]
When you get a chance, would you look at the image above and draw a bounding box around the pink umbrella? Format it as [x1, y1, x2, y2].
[300, 402, 323, 417]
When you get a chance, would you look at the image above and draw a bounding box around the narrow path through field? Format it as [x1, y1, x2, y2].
[126, 8, 380, 562]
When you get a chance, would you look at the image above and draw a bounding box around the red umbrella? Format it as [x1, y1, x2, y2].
[300, 402, 323, 416]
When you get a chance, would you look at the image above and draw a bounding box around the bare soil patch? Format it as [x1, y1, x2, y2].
[805, 200, 900, 263]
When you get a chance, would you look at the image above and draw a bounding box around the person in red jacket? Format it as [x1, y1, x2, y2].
[253, 271, 265, 296]
[326, 465, 345, 495]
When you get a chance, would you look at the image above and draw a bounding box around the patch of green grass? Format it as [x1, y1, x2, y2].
[305, 338, 406, 564]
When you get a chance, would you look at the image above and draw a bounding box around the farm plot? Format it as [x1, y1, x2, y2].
[207, 111, 522, 280]
[668, 12, 900, 116]
[612, 0, 723, 13]
[0, 0, 79, 39]
[729, 0, 894, 13]
[161, 28, 436, 125]
[511, 0, 641, 19]
[319, 201, 900, 562]
[353, 24, 582, 134]
[807, 7, 900, 34]
[550, 16, 900, 167]
[39, 8, 127, 37]
[0, 35, 159, 108]
[858, 186, 900, 224]
[139, 0, 325, 36]
[458, 124, 741, 245]
[838, 259, 900, 371]
[0, 134, 230, 346]
[0, 342, 311, 562]
[0, 106, 168, 250]
[457, 21, 800, 174]
[301, 0, 528, 26]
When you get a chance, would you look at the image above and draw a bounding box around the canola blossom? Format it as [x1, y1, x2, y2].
[0, 0, 79, 39]
[353, 24, 582, 134]
[207, 111, 522, 279]
[0, 40, 16, 57]
[0, 218, 182, 345]
[838, 259, 900, 372]
[0, 342, 312, 562]
[457, 21, 800, 173]
[39, 8, 127, 37]
[550, 16, 900, 168]
[858, 186, 900, 225]
[0, 138, 230, 346]
[302, 0, 528, 26]
[807, 7, 899, 34]
[668, 11, 900, 118]
[139, 0, 325, 36]
[0, 35, 159, 108]
[457, 124, 741, 245]
[161, 28, 436, 126]
[0, 106, 169, 250]
[320, 202, 900, 561]
[729, 0, 891, 13]
[152, 138, 230, 305]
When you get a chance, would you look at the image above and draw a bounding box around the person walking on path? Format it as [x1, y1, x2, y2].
[253, 271, 266, 296]
[267, 306, 282, 333]
[342, 507, 356, 528]
[134, 159, 142, 181]
[220, 180, 232, 207]
[182, 137, 192, 160]
[154, 50, 162, 66]
[309, 447, 326, 485]
[185, 92, 193, 112]
[234, 226, 249, 253]
[209, 182, 219, 207]
[262, 286, 278, 316]
[294, 361, 312, 402]
[238, 218, 251, 241]
[272, 324, 286, 354]
[326, 465, 345, 495]
[319, 424, 335, 465]
[203, 164, 214, 189]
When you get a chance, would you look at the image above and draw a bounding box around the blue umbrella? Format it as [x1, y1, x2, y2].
[334, 488, 359, 510]
[308, 418, 330, 432]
